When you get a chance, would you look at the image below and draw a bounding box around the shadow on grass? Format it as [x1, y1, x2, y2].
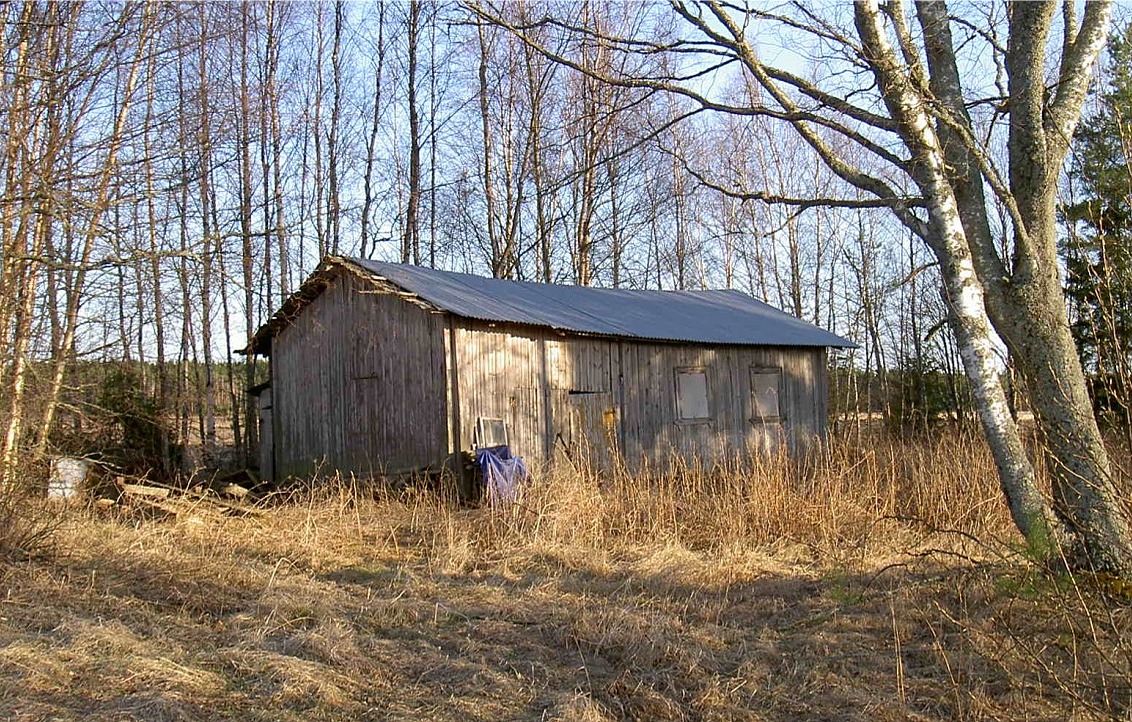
[2, 526, 1130, 721]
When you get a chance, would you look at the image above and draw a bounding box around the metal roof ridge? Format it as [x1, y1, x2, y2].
[350, 257, 760, 299]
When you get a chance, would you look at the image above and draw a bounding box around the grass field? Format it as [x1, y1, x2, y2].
[1, 432, 1131, 721]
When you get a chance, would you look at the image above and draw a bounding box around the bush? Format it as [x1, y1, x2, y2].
[53, 366, 178, 482]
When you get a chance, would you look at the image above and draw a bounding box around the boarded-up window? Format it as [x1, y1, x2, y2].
[675, 368, 711, 420]
[751, 368, 782, 421]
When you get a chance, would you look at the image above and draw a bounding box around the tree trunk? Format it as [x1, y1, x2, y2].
[997, 248, 1132, 570]
[267, 0, 289, 300]
[239, 0, 257, 466]
[197, 2, 216, 453]
[37, 3, 152, 459]
[477, 20, 502, 276]
[404, 0, 421, 265]
[327, 0, 344, 256]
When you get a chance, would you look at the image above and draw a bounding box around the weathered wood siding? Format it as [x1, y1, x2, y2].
[449, 325, 551, 466]
[271, 272, 448, 479]
[451, 320, 828, 471]
[257, 388, 273, 482]
[617, 343, 827, 468]
[450, 324, 619, 468]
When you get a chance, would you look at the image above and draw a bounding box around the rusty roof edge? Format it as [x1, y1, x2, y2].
[334, 257, 445, 314]
[242, 257, 453, 355]
[241, 259, 337, 355]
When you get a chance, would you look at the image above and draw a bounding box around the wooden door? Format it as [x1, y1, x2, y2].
[550, 390, 618, 470]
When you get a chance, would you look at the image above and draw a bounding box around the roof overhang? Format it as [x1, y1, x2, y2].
[242, 257, 445, 355]
[243, 259, 339, 356]
[244, 256, 858, 355]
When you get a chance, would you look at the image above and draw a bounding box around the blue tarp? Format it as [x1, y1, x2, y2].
[475, 445, 528, 505]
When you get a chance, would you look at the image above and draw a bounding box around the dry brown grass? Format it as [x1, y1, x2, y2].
[1, 431, 1130, 721]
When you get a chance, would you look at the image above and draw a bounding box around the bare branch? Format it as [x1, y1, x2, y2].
[915, 0, 1014, 291]
[762, 64, 900, 132]
[691, 1, 926, 237]
[471, 0, 912, 173]
[682, 158, 925, 211]
[1063, 0, 1080, 55]
[950, 13, 1009, 58]
[887, 0, 931, 95]
[1048, 0, 1113, 156]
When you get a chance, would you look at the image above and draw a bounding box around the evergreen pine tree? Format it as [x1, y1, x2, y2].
[1064, 23, 1132, 424]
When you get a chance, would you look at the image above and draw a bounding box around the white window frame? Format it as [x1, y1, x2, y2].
[475, 417, 509, 449]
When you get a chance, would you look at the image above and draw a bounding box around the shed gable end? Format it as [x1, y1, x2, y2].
[271, 272, 449, 478]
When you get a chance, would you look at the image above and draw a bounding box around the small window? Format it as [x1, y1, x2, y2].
[675, 368, 711, 420]
[475, 417, 508, 448]
[751, 368, 782, 421]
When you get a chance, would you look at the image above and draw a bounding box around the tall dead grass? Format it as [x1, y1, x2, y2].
[3, 429, 1131, 721]
[135, 429, 1016, 582]
[462, 430, 1015, 563]
[0, 493, 62, 567]
[0, 428, 1037, 581]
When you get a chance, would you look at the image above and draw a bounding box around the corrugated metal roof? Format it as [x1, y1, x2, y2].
[350, 258, 854, 348]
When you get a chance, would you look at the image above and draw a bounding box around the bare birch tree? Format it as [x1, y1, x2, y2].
[404, 0, 422, 265]
[33, 2, 157, 471]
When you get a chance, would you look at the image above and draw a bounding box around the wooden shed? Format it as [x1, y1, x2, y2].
[247, 256, 854, 483]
